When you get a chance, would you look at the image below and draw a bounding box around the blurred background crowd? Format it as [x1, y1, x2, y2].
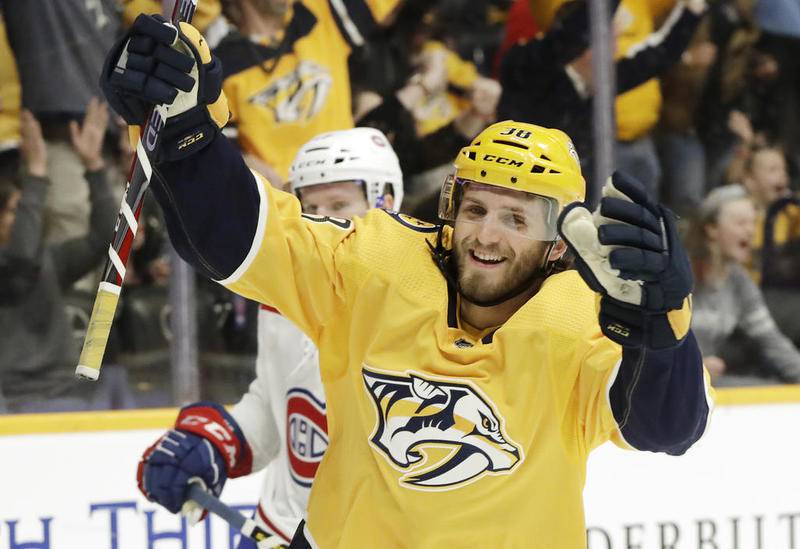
[0, 0, 798, 414]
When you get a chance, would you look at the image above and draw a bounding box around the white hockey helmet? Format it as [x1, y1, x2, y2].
[288, 127, 404, 211]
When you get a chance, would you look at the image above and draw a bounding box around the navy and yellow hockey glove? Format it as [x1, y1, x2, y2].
[557, 172, 693, 350]
[100, 14, 229, 161]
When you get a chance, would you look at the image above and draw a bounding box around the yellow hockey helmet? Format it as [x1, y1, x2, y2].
[439, 121, 586, 228]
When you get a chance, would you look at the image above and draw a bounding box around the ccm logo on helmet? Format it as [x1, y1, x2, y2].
[482, 154, 523, 167]
[295, 159, 326, 169]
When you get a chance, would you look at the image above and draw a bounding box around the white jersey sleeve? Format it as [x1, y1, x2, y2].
[231, 306, 328, 544]
[230, 308, 282, 471]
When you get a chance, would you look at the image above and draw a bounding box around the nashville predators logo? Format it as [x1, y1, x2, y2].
[362, 368, 522, 491]
[249, 61, 332, 123]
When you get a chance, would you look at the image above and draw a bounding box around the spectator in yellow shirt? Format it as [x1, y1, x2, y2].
[741, 143, 800, 286]
[0, 14, 20, 179]
[530, 0, 681, 196]
[212, 0, 401, 184]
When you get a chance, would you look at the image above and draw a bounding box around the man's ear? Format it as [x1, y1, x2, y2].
[548, 238, 568, 262]
[382, 194, 395, 211]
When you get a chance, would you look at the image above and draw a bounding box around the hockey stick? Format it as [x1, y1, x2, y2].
[75, 0, 198, 381]
[186, 484, 285, 548]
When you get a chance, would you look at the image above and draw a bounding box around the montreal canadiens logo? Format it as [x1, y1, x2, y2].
[286, 388, 328, 487]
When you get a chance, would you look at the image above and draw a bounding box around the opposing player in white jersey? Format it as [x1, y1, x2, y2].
[230, 127, 403, 548]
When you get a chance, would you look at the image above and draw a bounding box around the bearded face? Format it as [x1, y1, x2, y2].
[452, 185, 554, 306]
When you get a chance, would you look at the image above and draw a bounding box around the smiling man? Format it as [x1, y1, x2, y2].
[102, 18, 712, 548]
[452, 183, 564, 322]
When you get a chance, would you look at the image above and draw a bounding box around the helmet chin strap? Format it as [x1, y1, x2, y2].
[427, 226, 559, 309]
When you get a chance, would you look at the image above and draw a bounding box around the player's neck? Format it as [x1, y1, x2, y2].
[459, 286, 538, 331]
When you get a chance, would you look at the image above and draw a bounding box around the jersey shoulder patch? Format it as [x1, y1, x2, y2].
[382, 211, 439, 233]
[301, 213, 353, 230]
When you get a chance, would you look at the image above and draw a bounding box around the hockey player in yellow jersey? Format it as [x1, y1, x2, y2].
[101, 18, 712, 548]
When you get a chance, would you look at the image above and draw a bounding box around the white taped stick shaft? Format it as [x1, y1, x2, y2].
[108, 244, 127, 280]
[136, 139, 153, 180]
[121, 200, 139, 234]
[76, 283, 121, 380]
[98, 281, 122, 295]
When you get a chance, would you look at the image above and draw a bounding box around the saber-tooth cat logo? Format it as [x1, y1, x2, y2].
[362, 368, 522, 491]
[249, 61, 332, 123]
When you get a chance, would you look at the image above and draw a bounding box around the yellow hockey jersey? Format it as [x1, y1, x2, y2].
[214, 0, 399, 179]
[222, 174, 629, 548]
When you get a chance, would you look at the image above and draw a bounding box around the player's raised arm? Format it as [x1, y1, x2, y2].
[100, 14, 240, 277]
[559, 172, 712, 455]
[100, 15, 352, 340]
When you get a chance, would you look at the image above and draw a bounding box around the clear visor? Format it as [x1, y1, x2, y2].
[445, 176, 559, 241]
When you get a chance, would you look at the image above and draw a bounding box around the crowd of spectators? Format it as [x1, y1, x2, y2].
[0, 0, 798, 413]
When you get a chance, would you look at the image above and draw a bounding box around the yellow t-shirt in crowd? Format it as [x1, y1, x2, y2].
[529, 0, 675, 141]
[750, 201, 800, 283]
[214, 0, 399, 179]
[221, 173, 631, 548]
[413, 41, 479, 137]
[0, 16, 21, 152]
